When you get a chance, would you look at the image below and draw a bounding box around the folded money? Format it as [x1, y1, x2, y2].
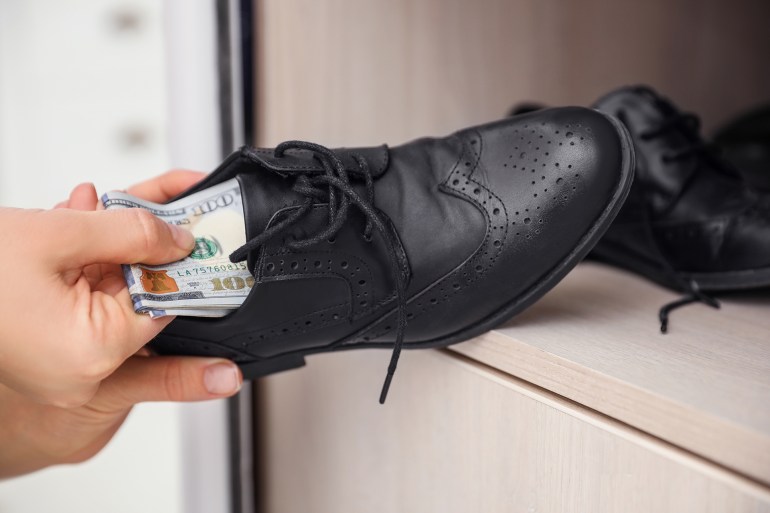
[102, 178, 252, 318]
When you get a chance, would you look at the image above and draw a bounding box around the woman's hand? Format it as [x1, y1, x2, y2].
[0, 352, 240, 478]
[0, 171, 243, 478]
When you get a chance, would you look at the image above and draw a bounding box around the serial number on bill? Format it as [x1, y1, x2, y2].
[174, 262, 248, 276]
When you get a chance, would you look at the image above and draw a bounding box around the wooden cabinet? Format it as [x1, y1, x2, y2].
[256, 265, 770, 513]
[253, 1, 770, 511]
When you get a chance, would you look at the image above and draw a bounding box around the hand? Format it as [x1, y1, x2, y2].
[0, 171, 243, 478]
[0, 353, 239, 478]
[0, 171, 202, 405]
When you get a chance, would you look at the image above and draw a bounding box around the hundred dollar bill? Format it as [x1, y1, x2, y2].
[101, 178, 254, 317]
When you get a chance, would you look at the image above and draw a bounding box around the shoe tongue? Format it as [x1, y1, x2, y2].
[593, 86, 707, 212]
[235, 165, 305, 273]
[629, 85, 678, 114]
[593, 85, 682, 132]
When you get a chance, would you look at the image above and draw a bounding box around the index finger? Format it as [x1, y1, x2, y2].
[126, 170, 207, 203]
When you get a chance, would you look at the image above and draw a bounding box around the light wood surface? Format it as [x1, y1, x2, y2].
[257, 350, 770, 513]
[451, 262, 770, 485]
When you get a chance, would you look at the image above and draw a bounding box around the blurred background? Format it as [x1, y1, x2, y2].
[1, 0, 769, 512]
[0, 1, 236, 513]
[255, 0, 770, 146]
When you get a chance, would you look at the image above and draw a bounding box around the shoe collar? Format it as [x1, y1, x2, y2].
[242, 144, 390, 179]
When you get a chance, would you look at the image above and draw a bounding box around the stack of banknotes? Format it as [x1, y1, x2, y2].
[102, 178, 252, 318]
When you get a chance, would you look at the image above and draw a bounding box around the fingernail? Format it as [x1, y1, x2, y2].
[204, 362, 242, 395]
[170, 224, 195, 251]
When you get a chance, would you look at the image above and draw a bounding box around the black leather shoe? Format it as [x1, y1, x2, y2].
[151, 108, 634, 400]
[590, 86, 770, 329]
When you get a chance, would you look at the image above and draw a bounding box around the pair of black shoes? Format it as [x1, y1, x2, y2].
[150, 86, 769, 401]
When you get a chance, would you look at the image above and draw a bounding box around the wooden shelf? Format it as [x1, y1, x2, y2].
[451, 262, 770, 484]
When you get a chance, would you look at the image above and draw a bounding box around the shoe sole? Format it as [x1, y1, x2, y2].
[589, 239, 770, 291]
[239, 111, 636, 380]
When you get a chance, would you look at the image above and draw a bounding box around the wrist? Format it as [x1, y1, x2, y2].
[0, 384, 58, 478]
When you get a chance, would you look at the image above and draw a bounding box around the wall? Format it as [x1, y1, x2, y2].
[257, 0, 770, 149]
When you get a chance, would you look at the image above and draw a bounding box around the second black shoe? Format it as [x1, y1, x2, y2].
[591, 86, 770, 330]
[151, 108, 634, 401]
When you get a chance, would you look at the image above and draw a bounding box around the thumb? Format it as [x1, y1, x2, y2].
[91, 356, 243, 412]
[48, 208, 195, 268]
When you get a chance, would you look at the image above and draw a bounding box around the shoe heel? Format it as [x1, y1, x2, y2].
[239, 353, 307, 380]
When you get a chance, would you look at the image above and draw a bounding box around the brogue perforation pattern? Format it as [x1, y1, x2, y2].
[506, 121, 586, 238]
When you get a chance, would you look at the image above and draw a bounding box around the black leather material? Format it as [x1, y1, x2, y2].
[713, 104, 770, 192]
[245, 145, 390, 178]
[150, 108, 634, 374]
[591, 86, 770, 290]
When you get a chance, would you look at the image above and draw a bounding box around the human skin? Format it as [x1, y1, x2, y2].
[0, 171, 242, 478]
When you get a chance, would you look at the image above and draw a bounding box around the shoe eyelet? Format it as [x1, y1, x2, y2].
[327, 237, 336, 244]
[362, 233, 373, 242]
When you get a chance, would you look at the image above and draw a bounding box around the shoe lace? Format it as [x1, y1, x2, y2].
[619, 108, 722, 332]
[229, 141, 408, 403]
[658, 280, 720, 333]
[640, 204, 721, 332]
[640, 112, 728, 167]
